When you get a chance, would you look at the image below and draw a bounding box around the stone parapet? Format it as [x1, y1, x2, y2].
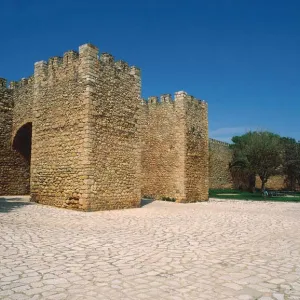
[0, 42, 210, 210]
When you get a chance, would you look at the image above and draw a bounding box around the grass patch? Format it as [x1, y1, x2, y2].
[209, 189, 300, 202]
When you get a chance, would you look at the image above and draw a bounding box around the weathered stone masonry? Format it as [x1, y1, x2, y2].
[141, 93, 209, 202]
[0, 79, 31, 195]
[0, 43, 209, 210]
[208, 139, 287, 190]
[209, 139, 233, 189]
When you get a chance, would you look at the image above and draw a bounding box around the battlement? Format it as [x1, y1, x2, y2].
[48, 56, 63, 69]
[115, 60, 130, 71]
[0, 78, 7, 89]
[209, 138, 230, 146]
[1, 43, 140, 92]
[1, 41, 210, 209]
[35, 50, 80, 75]
[34, 43, 140, 80]
[142, 91, 207, 107]
[100, 53, 114, 65]
[99, 53, 140, 76]
[63, 50, 79, 65]
[0, 78, 13, 109]
[9, 76, 34, 90]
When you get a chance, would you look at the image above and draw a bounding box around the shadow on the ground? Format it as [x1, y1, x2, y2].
[141, 198, 155, 207]
[0, 197, 33, 213]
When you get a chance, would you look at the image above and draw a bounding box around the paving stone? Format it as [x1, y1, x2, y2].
[238, 295, 254, 300]
[269, 278, 286, 284]
[0, 196, 300, 299]
[222, 282, 243, 290]
[273, 293, 285, 300]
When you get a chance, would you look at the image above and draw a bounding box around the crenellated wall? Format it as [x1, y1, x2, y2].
[209, 139, 233, 189]
[10, 76, 34, 140]
[25, 44, 142, 210]
[256, 175, 286, 190]
[208, 139, 287, 190]
[0, 42, 210, 210]
[185, 95, 209, 201]
[140, 93, 186, 201]
[140, 92, 209, 202]
[0, 79, 30, 195]
[78, 45, 142, 211]
[30, 46, 91, 209]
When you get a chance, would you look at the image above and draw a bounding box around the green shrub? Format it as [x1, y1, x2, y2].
[161, 196, 176, 202]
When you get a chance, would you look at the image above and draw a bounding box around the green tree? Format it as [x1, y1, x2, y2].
[230, 131, 283, 191]
[229, 135, 256, 192]
[281, 137, 300, 190]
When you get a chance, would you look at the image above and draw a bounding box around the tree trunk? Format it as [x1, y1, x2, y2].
[260, 176, 268, 192]
[248, 174, 256, 193]
[261, 180, 266, 192]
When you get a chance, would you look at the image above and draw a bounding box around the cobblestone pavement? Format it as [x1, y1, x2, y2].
[1, 196, 300, 300]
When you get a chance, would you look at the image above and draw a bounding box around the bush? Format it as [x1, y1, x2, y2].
[161, 196, 176, 202]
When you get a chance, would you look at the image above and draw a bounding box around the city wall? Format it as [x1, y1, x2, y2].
[0, 43, 210, 209]
[0, 44, 145, 210]
[80, 46, 142, 211]
[30, 47, 91, 209]
[0, 79, 30, 195]
[208, 139, 286, 190]
[209, 138, 233, 189]
[141, 93, 209, 202]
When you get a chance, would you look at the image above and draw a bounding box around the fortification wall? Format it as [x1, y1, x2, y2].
[140, 93, 186, 201]
[1, 42, 210, 209]
[141, 92, 209, 202]
[185, 95, 209, 201]
[30, 47, 91, 209]
[256, 175, 286, 190]
[11, 77, 34, 138]
[209, 139, 233, 189]
[208, 139, 287, 190]
[81, 45, 142, 211]
[0, 79, 30, 195]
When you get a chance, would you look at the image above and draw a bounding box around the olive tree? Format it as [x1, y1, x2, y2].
[230, 131, 283, 191]
[281, 137, 300, 190]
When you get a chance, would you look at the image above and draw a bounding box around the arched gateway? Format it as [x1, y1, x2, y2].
[12, 122, 32, 163]
[0, 86, 31, 195]
[0, 43, 209, 210]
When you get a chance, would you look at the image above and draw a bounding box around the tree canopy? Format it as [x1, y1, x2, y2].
[281, 137, 300, 189]
[230, 131, 283, 191]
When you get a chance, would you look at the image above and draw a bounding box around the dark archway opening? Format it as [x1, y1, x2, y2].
[12, 123, 32, 163]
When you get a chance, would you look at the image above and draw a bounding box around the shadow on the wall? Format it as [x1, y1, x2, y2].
[140, 198, 155, 207]
[0, 197, 33, 213]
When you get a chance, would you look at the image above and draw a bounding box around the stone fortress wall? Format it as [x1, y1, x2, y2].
[79, 45, 142, 211]
[0, 79, 30, 195]
[208, 138, 286, 190]
[0, 43, 209, 210]
[30, 44, 142, 210]
[30, 46, 93, 210]
[141, 93, 209, 202]
[0, 43, 287, 207]
[10, 77, 34, 140]
[256, 175, 286, 190]
[209, 139, 233, 189]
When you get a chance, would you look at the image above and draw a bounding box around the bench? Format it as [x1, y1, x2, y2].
[266, 190, 296, 197]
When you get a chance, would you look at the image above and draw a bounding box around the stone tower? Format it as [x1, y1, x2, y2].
[140, 92, 209, 202]
[30, 44, 142, 210]
[0, 43, 209, 211]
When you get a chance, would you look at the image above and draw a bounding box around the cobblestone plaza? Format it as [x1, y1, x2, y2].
[1, 197, 300, 299]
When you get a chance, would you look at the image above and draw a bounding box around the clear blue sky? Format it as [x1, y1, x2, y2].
[1, 0, 299, 142]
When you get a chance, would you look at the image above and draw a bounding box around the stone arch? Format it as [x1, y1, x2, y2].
[10, 122, 32, 194]
[12, 122, 32, 163]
